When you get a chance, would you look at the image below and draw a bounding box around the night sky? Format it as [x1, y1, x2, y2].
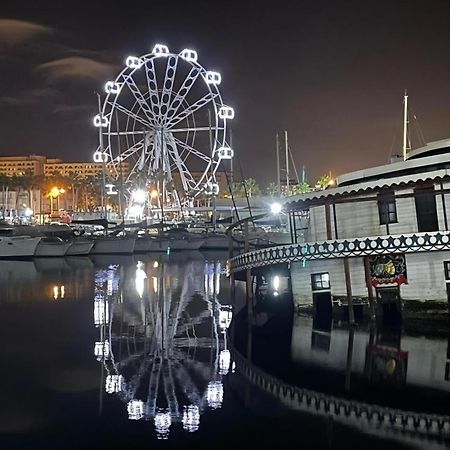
[1, 0, 450, 186]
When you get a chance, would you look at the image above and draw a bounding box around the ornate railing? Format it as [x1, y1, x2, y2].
[228, 231, 450, 274]
[231, 347, 450, 439]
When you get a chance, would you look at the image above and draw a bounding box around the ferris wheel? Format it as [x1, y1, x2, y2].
[93, 44, 234, 206]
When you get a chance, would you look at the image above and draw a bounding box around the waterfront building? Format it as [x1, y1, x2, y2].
[283, 138, 450, 313]
[0, 155, 51, 176]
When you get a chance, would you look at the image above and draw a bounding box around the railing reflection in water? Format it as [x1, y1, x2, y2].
[92, 255, 234, 439]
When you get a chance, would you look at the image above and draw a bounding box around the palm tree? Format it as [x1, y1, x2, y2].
[266, 182, 279, 197]
[315, 174, 332, 191]
[241, 178, 260, 198]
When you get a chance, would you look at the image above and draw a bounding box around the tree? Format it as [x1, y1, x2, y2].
[288, 181, 311, 195]
[241, 178, 260, 198]
[315, 174, 332, 191]
[266, 182, 279, 197]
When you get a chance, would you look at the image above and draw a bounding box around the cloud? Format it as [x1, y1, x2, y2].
[37, 56, 119, 83]
[0, 19, 51, 48]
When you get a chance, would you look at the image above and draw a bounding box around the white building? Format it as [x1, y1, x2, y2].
[284, 138, 450, 313]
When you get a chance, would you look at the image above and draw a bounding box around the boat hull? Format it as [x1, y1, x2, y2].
[66, 240, 95, 256]
[135, 236, 204, 252]
[90, 237, 136, 254]
[0, 236, 41, 258]
[35, 241, 71, 257]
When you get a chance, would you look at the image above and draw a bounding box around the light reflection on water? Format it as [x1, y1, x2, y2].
[92, 253, 233, 439]
[1, 254, 450, 448]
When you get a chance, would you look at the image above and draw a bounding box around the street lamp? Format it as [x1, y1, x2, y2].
[48, 187, 65, 216]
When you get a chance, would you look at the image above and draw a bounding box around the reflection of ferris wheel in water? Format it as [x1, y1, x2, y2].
[93, 44, 235, 208]
[93, 258, 233, 439]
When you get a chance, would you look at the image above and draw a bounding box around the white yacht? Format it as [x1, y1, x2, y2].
[90, 236, 136, 254]
[34, 237, 72, 257]
[0, 236, 41, 258]
[66, 240, 95, 256]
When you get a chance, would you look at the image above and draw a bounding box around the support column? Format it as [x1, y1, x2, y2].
[441, 182, 448, 231]
[332, 203, 338, 239]
[363, 256, 376, 320]
[343, 257, 355, 324]
[244, 221, 253, 323]
[325, 203, 332, 240]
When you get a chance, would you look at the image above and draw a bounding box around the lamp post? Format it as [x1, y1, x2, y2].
[48, 187, 65, 217]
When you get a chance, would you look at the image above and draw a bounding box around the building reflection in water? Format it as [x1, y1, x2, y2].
[93, 255, 233, 439]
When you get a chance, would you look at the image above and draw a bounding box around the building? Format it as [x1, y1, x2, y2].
[274, 138, 450, 314]
[44, 161, 130, 180]
[0, 155, 50, 176]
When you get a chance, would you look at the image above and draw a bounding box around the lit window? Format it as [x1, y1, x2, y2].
[311, 272, 330, 290]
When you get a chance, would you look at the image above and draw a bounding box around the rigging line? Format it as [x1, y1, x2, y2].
[410, 107, 426, 146]
[288, 145, 300, 184]
[227, 128, 240, 224]
[235, 150, 255, 228]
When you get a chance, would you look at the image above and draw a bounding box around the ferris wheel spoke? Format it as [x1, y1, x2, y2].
[166, 136, 197, 192]
[166, 92, 219, 129]
[172, 137, 212, 163]
[170, 126, 224, 133]
[158, 56, 179, 126]
[107, 100, 152, 129]
[163, 66, 201, 126]
[120, 73, 158, 126]
[117, 138, 145, 161]
[144, 58, 162, 121]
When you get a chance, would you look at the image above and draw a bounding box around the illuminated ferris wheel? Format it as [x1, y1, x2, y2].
[93, 44, 234, 206]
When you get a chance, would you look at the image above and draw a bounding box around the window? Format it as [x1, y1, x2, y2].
[311, 272, 330, 291]
[444, 262, 450, 281]
[378, 192, 397, 224]
[414, 187, 438, 232]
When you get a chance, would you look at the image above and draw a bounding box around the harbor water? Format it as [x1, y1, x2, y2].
[0, 251, 449, 449]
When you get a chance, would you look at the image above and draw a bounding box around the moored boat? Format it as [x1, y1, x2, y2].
[66, 240, 95, 256]
[0, 236, 41, 258]
[34, 237, 72, 257]
[90, 237, 136, 254]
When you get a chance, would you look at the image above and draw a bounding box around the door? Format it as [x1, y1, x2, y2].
[414, 187, 439, 232]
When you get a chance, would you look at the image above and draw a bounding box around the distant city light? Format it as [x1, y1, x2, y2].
[132, 189, 146, 204]
[270, 202, 282, 214]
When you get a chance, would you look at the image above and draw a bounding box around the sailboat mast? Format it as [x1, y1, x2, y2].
[276, 133, 281, 195]
[284, 130, 289, 191]
[403, 90, 408, 161]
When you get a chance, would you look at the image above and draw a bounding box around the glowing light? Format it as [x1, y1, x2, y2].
[219, 349, 231, 375]
[94, 340, 110, 360]
[218, 106, 234, 119]
[48, 186, 65, 198]
[53, 286, 58, 300]
[106, 374, 124, 393]
[93, 114, 109, 128]
[272, 275, 280, 291]
[153, 261, 159, 268]
[182, 405, 200, 432]
[24, 207, 33, 217]
[150, 189, 158, 199]
[219, 305, 232, 331]
[152, 44, 170, 56]
[270, 202, 282, 214]
[125, 56, 143, 69]
[93, 151, 108, 163]
[105, 183, 118, 195]
[217, 146, 234, 160]
[204, 182, 219, 196]
[154, 410, 171, 439]
[180, 49, 198, 62]
[206, 381, 223, 409]
[104, 81, 121, 94]
[204, 71, 221, 85]
[94, 299, 109, 326]
[127, 400, 144, 420]
[135, 261, 147, 298]
[152, 276, 158, 294]
[132, 189, 146, 204]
